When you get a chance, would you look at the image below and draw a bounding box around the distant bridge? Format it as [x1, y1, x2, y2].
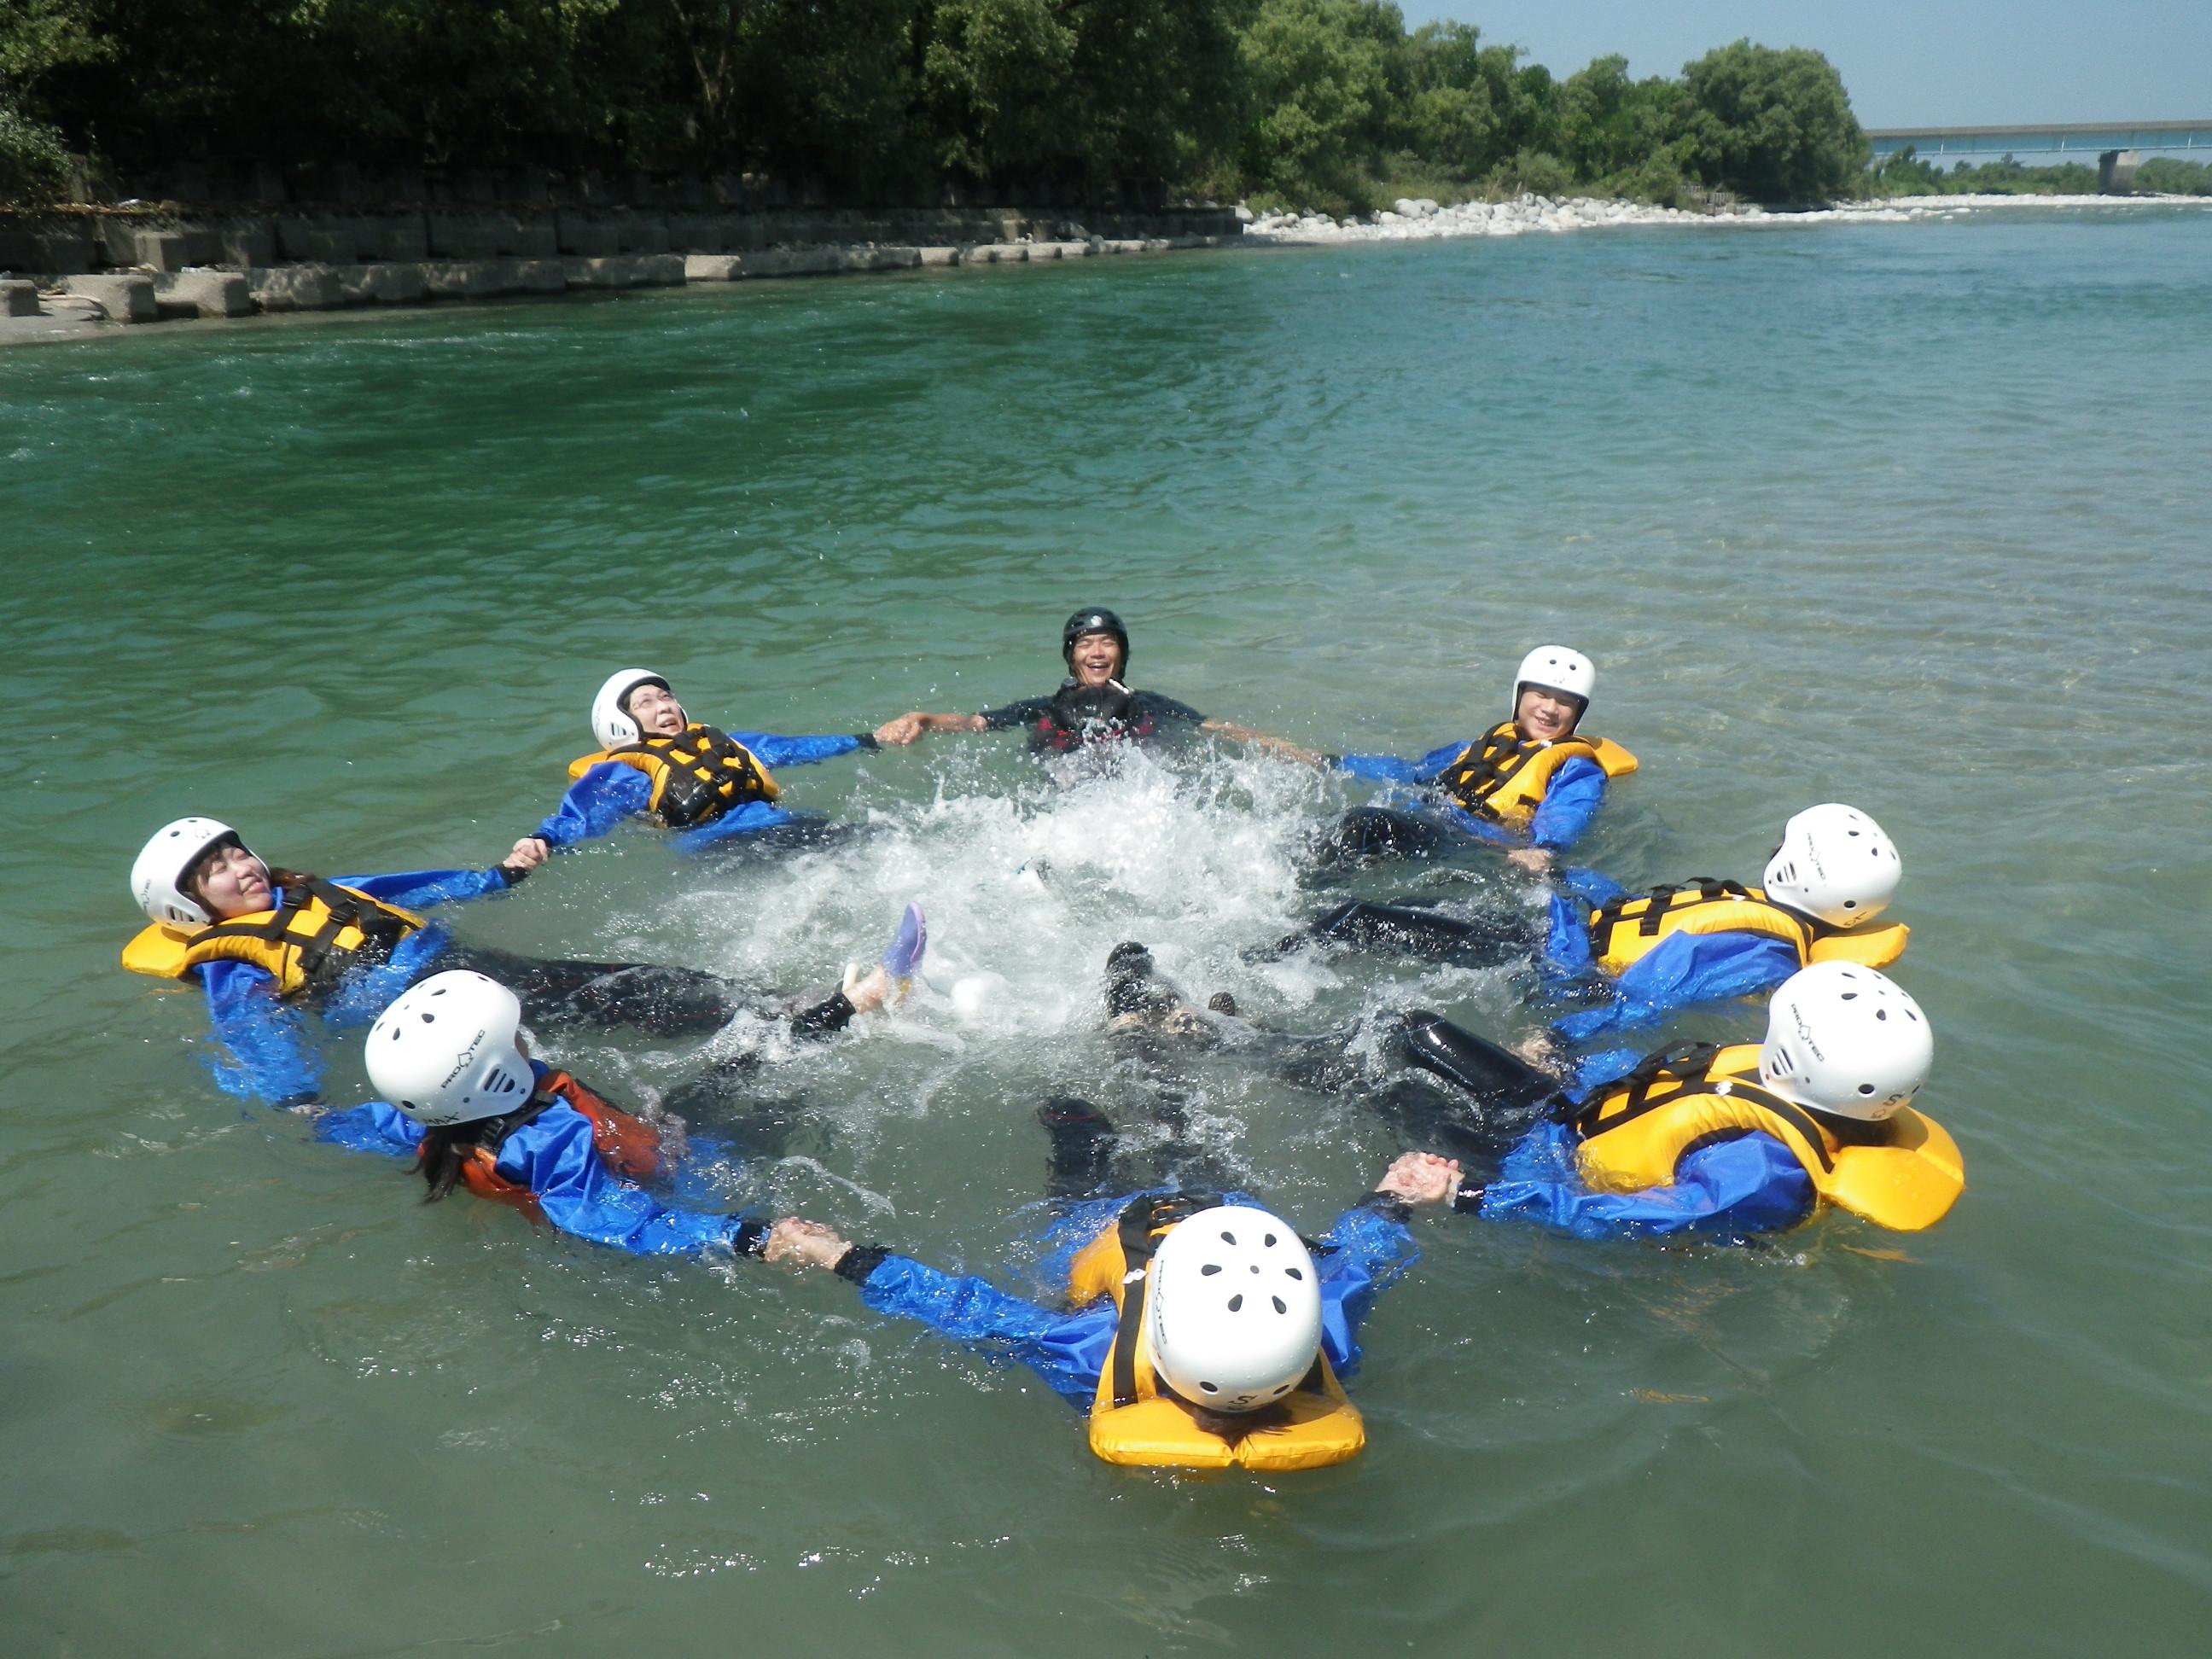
[1865, 122, 2212, 190]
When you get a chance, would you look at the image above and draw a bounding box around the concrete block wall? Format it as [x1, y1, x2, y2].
[0, 202, 1243, 335]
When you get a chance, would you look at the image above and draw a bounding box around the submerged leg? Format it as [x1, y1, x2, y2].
[1394, 1009, 1558, 1103]
[1257, 899, 1540, 966]
[1307, 806, 1452, 869]
[1039, 1097, 1119, 1199]
[443, 946, 750, 1038]
[697, 818, 869, 860]
[1361, 1010, 1564, 1176]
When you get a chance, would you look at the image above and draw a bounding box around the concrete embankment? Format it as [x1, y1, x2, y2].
[0, 203, 1243, 344]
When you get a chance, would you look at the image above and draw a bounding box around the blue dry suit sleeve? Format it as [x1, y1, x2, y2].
[1311, 1204, 1420, 1379]
[855, 1254, 1117, 1406]
[492, 1103, 756, 1256]
[727, 730, 867, 769]
[1551, 929, 1805, 1043]
[528, 763, 655, 849]
[199, 959, 323, 1106]
[1336, 737, 1470, 785]
[1479, 1121, 1815, 1240]
[316, 1099, 425, 1157]
[331, 866, 516, 908]
[1526, 756, 1606, 852]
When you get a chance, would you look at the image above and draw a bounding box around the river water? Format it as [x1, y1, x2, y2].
[3, 205, 2209, 1654]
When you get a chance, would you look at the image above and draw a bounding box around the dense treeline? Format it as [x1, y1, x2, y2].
[1, 0, 1867, 210]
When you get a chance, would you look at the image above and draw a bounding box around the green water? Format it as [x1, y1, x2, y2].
[4, 207, 2209, 1654]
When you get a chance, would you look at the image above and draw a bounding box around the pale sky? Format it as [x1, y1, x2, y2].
[1406, 0, 2212, 133]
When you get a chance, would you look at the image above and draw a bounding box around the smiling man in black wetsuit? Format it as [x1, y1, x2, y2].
[880, 608, 1321, 761]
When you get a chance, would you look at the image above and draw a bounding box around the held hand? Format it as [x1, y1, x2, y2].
[874, 713, 928, 746]
[1512, 1030, 1561, 1071]
[1507, 847, 1554, 876]
[506, 835, 550, 871]
[1376, 1150, 1463, 1207]
[765, 1216, 852, 1270]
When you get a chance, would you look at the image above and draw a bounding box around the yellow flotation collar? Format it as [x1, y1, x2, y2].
[1440, 719, 1638, 826]
[1586, 880, 1909, 975]
[121, 878, 425, 998]
[569, 723, 779, 828]
[1571, 1042, 1964, 1232]
[1065, 1194, 1365, 1471]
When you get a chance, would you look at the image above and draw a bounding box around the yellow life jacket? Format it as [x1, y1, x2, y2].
[120, 878, 426, 999]
[568, 723, 780, 829]
[1586, 880, 1910, 975]
[1570, 1042, 1964, 1232]
[1439, 720, 1638, 825]
[1065, 1192, 1365, 1472]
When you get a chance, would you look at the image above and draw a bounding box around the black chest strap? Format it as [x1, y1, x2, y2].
[201, 878, 407, 986]
[1570, 1043, 1838, 1174]
[1591, 877, 1754, 942]
[1108, 1190, 1220, 1409]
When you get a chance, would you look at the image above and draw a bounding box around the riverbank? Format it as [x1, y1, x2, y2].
[1244, 190, 2212, 245]
[0, 201, 1239, 346]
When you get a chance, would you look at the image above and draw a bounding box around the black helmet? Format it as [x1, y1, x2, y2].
[1062, 607, 1130, 668]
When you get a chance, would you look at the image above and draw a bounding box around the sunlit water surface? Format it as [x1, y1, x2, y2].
[3, 206, 2209, 1654]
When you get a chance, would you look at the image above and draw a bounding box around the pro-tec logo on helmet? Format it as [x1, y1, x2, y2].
[1790, 1004, 1828, 1065]
[439, 1026, 488, 1091]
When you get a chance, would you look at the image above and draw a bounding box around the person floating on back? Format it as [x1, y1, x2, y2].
[1315, 646, 1637, 873]
[123, 813, 923, 1108]
[877, 608, 1321, 764]
[768, 1147, 1461, 1470]
[1342, 963, 1963, 1241]
[1267, 803, 1906, 1045]
[511, 668, 928, 864]
[325, 968, 913, 1258]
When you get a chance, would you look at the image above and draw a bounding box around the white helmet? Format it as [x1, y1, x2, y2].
[131, 816, 246, 927]
[364, 970, 536, 1128]
[1759, 963, 1932, 1121]
[1763, 803, 1901, 928]
[1146, 1205, 1323, 1413]
[1512, 646, 1595, 719]
[591, 668, 676, 748]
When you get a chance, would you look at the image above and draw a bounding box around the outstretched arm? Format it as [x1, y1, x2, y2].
[500, 1109, 768, 1257]
[511, 762, 655, 864]
[334, 864, 527, 909]
[1465, 1125, 1816, 1240]
[1199, 719, 1326, 766]
[1310, 1152, 1458, 1373]
[1549, 930, 1803, 1043]
[730, 729, 876, 768]
[767, 1220, 1112, 1404]
[874, 711, 988, 744]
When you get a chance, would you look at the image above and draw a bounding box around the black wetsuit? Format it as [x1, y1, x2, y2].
[1254, 896, 1545, 970]
[1050, 944, 1564, 1191]
[436, 945, 858, 1042]
[980, 682, 1208, 754]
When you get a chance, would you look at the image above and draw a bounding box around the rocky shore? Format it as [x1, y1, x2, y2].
[1244, 190, 2212, 245]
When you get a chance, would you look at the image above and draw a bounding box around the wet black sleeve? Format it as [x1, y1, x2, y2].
[978, 696, 1054, 731]
[1137, 693, 1207, 725]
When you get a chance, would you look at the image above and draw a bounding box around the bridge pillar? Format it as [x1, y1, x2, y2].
[2098, 149, 2140, 193]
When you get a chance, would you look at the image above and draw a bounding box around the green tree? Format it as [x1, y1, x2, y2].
[1556, 54, 1689, 183]
[1679, 39, 1864, 203]
[0, 0, 112, 199]
[1236, 0, 1401, 200]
